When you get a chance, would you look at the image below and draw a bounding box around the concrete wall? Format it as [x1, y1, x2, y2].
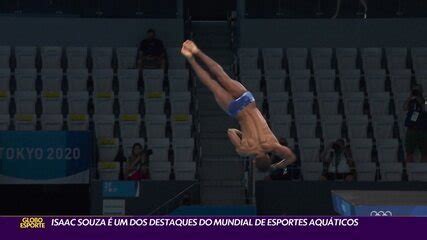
[0, 17, 184, 47]
[239, 18, 427, 48]
[91, 181, 199, 215]
[256, 181, 427, 215]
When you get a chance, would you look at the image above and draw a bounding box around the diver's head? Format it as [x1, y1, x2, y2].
[254, 153, 271, 172]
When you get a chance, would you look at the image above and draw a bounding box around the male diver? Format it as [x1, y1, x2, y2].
[181, 40, 296, 172]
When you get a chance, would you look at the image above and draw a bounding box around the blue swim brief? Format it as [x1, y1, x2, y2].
[227, 91, 255, 118]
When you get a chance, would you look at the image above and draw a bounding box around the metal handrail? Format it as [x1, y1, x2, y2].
[148, 182, 199, 215]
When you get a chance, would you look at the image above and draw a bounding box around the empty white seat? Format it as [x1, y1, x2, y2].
[365, 69, 386, 93]
[380, 162, 402, 181]
[145, 114, 167, 139]
[93, 114, 115, 139]
[119, 114, 141, 139]
[267, 92, 289, 116]
[340, 69, 361, 93]
[171, 115, 192, 138]
[122, 138, 145, 158]
[41, 91, 62, 114]
[369, 92, 391, 116]
[174, 161, 196, 180]
[347, 115, 369, 139]
[411, 48, 427, 72]
[238, 48, 259, 71]
[41, 69, 63, 91]
[390, 69, 412, 93]
[97, 138, 119, 162]
[14, 91, 37, 114]
[321, 115, 343, 140]
[15, 68, 37, 91]
[269, 115, 292, 138]
[240, 70, 261, 92]
[167, 48, 186, 69]
[116, 47, 137, 69]
[93, 92, 114, 114]
[98, 162, 120, 180]
[15, 46, 36, 68]
[173, 138, 194, 162]
[361, 48, 383, 71]
[415, 70, 427, 90]
[407, 163, 427, 181]
[372, 115, 395, 139]
[92, 69, 114, 93]
[67, 69, 88, 92]
[356, 162, 376, 181]
[150, 161, 171, 180]
[298, 138, 321, 163]
[144, 92, 165, 114]
[318, 92, 340, 115]
[385, 48, 407, 71]
[170, 92, 191, 114]
[91, 47, 112, 69]
[265, 70, 286, 93]
[67, 114, 89, 131]
[295, 114, 317, 138]
[0, 69, 11, 91]
[314, 69, 336, 93]
[143, 69, 164, 93]
[301, 162, 323, 181]
[290, 70, 311, 93]
[0, 91, 10, 114]
[0, 114, 10, 130]
[262, 48, 283, 70]
[350, 138, 373, 162]
[118, 69, 139, 92]
[311, 48, 332, 70]
[286, 48, 308, 72]
[41, 46, 62, 69]
[336, 48, 358, 71]
[293, 92, 314, 115]
[119, 92, 140, 114]
[0, 46, 11, 68]
[343, 92, 365, 115]
[40, 114, 63, 131]
[376, 139, 399, 163]
[67, 92, 89, 114]
[66, 47, 87, 69]
[147, 138, 170, 162]
[168, 69, 189, 92]
[14, 114, 36, 131]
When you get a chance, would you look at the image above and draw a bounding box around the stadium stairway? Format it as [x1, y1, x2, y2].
[192, 21, 247, 205]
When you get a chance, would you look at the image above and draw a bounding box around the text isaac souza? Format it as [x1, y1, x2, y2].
[51, 218, 359, 227]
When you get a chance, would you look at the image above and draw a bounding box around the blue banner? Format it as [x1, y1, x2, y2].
[0, 131, 93, 184]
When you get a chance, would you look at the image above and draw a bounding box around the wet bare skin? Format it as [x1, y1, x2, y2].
[231, 103, 279, 156]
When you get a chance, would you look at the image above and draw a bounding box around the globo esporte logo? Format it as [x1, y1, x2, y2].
[369, 210, 393, 216]
[20, 217, 46, 229]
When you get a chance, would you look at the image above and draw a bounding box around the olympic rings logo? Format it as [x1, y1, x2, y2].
[370, 211, 393, 216]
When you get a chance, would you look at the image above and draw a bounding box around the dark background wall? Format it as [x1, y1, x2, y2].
[91, 181, 199, 215]
[256, 181, 427, 215]
[239, 18, 427, 47]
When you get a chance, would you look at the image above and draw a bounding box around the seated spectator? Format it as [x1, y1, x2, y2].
[267, 137, 299, 180]
[126, 143, 151, 180]
[320, 139, 356, 181]
[403, 84, 427, 162]
[138, 29, 166, 69]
